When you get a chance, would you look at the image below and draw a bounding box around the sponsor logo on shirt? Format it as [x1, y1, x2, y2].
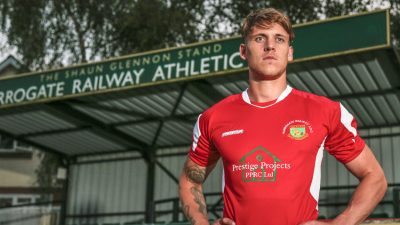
[282, 120, 313, 140]
[231, 146, 291, 182]
[222, 129, 244, 137]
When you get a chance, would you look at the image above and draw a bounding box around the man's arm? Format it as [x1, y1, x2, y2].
[179, 157, 215, 225]
[333, 144, 387, 224]
[179, 158, 235, 225]
[302, 144, 387, 225]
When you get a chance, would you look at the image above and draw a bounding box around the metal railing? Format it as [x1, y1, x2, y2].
[153, 184, 400, 224]
[59, 184, 400, 225]
[0, 201, 61, 225]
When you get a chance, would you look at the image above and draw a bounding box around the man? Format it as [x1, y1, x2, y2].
[179, 8, 387, 225]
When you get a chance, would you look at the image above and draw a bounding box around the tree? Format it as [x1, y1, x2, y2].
[388, 0, 399, 45]
[201, 0, 399, 40]
[0, 0, 47, 69]
[106, 0, 204, 56]
[198, 0, 324, 40]
[34, 151, 63, 191]
[1, 0, 397, 71]
[0, 0, 205, 70]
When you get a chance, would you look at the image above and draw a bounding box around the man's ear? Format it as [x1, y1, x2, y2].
[288, 46, 293, 62]
[239, 43, 247, 60]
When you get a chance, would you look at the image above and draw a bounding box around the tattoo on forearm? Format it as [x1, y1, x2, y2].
[181, 188, 207, 225]
[184, 161, 206, 184]
[191, 186, 207, 215]
[183, 205, 197, 225]
[181, 160, 208, 224]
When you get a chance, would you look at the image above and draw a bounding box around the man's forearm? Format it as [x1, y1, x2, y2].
[179, 158, 211, 225]
[333, 170, 387, 225]
[180, 181, 210, 225]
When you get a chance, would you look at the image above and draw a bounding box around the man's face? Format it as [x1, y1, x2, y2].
[240, 23, 293, 80]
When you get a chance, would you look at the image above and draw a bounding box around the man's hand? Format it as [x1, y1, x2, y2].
[212, 218, 236, 225]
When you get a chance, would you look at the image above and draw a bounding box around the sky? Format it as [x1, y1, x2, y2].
[0, 32, 17, 62]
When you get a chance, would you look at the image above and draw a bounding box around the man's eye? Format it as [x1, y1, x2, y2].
[276, 37, 285, 43]
[255, 36, 264, 42]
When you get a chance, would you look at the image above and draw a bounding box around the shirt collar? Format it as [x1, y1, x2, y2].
[241, 85, 293, 109]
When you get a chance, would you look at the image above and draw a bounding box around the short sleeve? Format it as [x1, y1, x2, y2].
[188, 114, 220, 167]
[324, 103, 365, 164]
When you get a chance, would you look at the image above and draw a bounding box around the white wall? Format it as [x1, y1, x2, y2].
[0, 150, 41, 187]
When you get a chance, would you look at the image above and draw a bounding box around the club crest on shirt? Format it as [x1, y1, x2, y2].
[282, 120, 313, 140]
[289, 125, 308, 140]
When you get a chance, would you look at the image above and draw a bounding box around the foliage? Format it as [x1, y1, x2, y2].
[203, 0, 323, 39]
[387, 0, 400, 45]
[0, 0, 398, 71]
[34, 151, 63, 188]
[0, 0, 205, 70]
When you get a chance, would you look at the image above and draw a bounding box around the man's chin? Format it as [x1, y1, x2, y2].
[251, 71, 285, 81]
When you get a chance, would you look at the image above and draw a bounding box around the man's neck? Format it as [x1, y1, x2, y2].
[247, 75, 287, 103]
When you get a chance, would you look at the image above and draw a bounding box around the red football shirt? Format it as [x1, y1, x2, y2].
[188, 86, 365, 225]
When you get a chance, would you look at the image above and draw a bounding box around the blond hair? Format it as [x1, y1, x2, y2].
[241, 8, 295, 43]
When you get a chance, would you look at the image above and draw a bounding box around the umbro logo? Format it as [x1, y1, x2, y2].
[222, 129, 244, 137]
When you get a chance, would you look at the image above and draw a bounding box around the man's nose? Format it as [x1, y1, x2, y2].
[264, 38, 275, 51]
